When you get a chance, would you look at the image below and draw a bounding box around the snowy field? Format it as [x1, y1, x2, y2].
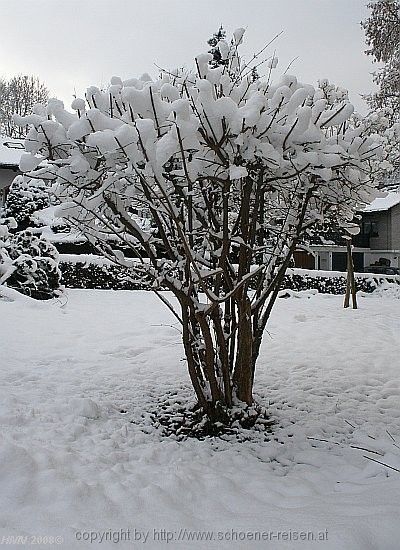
[0, 288, 399, 550]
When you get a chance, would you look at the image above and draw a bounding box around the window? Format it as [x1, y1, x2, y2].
[3, 141, 24, 150]
[362, 221, 379, 237]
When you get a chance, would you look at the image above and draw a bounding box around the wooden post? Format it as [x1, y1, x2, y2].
[344, 240, 357, 309]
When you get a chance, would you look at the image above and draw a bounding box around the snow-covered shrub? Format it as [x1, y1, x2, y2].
[14, 30, 389, 427]
[0, 220, 61, 299]
[4, 175, 51, 230]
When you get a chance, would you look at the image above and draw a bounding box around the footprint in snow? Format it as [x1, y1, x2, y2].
[100, 346, 152, 358]
[294, 314, 307, 322]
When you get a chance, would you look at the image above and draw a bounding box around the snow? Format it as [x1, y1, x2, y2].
[0, 137, 25, 166]
[229, 164, 248, 180]
[71, 98, 86, 112]
[267, 57, 278, 69]
[233, 28, 245, 46]
[59, 254, 113, 266]
[19, 152, 42, 172]
[32, 206, 86, 243]
[217, 40, 230, 61]
[289, 267, 399, 280]
[363, 191, 400, 212]
[71, 397, 101, 419]
[0, 289, 399, 549]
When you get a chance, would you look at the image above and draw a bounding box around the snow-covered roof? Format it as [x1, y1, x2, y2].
[363, 192, 400, 213]
[0, 137, 25, 167]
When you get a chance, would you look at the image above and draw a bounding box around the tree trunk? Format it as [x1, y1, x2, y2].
[232, 295, 254, 405]
[180, 296, 257, 424]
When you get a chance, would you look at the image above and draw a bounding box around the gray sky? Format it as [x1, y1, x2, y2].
[0, 0, 377, 113]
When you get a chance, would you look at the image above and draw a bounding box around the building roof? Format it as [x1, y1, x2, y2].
[363, 192, 400, 213]
[0, 137, 25, 167]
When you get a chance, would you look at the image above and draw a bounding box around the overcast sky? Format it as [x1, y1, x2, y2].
[0, 0, 377, 113]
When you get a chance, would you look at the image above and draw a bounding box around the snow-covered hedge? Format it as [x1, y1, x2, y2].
[59, 256, 150, 290]
[282, 269, 396, 294]
[59, 255, 398, 294]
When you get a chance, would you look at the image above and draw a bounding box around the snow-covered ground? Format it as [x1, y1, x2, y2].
[0, 288, 399, 549]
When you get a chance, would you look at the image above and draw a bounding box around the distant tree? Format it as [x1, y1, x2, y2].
[207, 26, 229, 68]
[0, 75, 49, 138]
[207, 26, 261, 82]
[250, 66, 260, 82]
[362, 0, 400, 122]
